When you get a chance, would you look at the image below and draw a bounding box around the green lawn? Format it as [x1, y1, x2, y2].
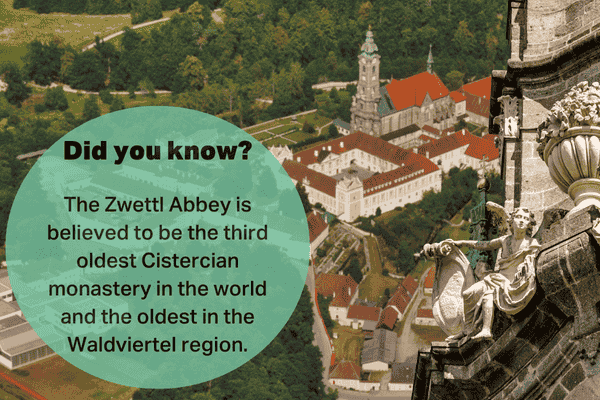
[0, 0, 131, 64]
[0, 0, 179, 66]
[369, 371, 388, 382]
[284, 130, 316, 142]
[262, 137, 294, 147]
[332, 326, 365, 363]
[251, 131, 272, 141]
[244, 120, 281, 134]
[297, 112, 331, 128]
[61, 92, 171, 119]
[269, 124, 297, 135]
[366, 237, 382, 273]
[358, 271, 400, 303]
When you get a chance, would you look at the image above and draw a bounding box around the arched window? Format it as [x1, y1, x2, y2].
[373, 66, 376, 73]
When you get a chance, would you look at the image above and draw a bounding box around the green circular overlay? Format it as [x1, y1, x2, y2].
[6, 107, 310, 388]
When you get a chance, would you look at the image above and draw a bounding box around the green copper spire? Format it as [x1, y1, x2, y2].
[360, 26, 378, 59]
[427, 44, 434, 74]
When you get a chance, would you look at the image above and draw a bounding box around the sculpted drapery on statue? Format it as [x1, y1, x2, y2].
[420, 206, 539, 342]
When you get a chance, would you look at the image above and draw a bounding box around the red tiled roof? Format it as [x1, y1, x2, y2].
[424, 267, 436, 289]
[386, 72, 450, 111]
[347, 305, 381, 322]
[417, 309, 434, 318]
[294, 131, 416, 167]
[449, 90, 467, 103]
[463, 91, 490, 118]
[377, 307, 398, 330]
[402, 276, 418, 296]
[483, 133, 497, 142]
[441, 127, 455, 136]
[387, 286, 410, 314]
[462, 77, 491, 99]
[329, 360, 361, 380]
[315, 274, 358, 308]
[417, 131, 470, 159]
[290, 131, 440, 198]
[464, 133, 499, 161]
[419, 134, 434, 143]
[422, 125, 440, 135]
[307, 211, 328, 243]
[282, 159, 337, 197]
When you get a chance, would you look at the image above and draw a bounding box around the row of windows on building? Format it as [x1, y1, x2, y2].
[364, 169, 429, 194]
[9, 345, 54, 367]
[364, 181, 433, 207]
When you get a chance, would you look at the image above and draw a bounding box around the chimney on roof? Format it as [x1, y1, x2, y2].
[314, 150, 318, 156]
[348, 287, 351, 296]
[297, 157, 301, 162]
[328, 146, 332, 151]
[322, 147, 326, 151]
[413, 148, 418, 154]
[340, 142, 344, 148]
[462, 129, 465, 135]
[426, 151, 429, 158]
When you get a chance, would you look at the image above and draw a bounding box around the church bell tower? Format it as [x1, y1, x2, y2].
[350, 27, 382, 136]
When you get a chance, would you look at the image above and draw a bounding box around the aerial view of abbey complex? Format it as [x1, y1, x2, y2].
[2, 0, 600, 399]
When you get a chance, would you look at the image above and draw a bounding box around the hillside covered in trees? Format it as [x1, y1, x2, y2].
[132, 286, 338, 400]
[6, 0, 509, 124]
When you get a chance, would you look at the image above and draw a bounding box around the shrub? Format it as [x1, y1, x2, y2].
[99, 89, 114, 105]
[44, 86, 69, 111]
[109, 97, 126, 112]
[302, 121, 315, 133]
[316, 248, 326, 258]
[34, 103, 46, 113]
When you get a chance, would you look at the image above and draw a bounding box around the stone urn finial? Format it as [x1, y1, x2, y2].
[537, 81, 600, 214]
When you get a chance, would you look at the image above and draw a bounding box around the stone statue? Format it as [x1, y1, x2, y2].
[421, 206, 540, 342]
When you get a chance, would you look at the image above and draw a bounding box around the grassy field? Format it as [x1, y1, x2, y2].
[0, 378, 37, 400]
[251, 131, 272, 141]
[297, 112, 330, 128]
[366, 237, 382, 273]
[3, 356, 137, 400]
[358, 271, 399, 304]
[270, 124, 297, 135]
[0, 0, 130, 65]
[284, 130, 315, 142]
[261, 136, 294, 147]
[0, 0, 179, 66]
[63, 92, 171, 117]
[244, 120, 281, 134]
[368, 371, 388, 382]
[332, 326, 365, 364]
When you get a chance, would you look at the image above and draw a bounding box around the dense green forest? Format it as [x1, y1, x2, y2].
[12, 0, 221, 17]
[357, 168, 504, 276]
[5, 0, 509, 122]
[132, 286, 338, 400]
[0, 0, 509, 243]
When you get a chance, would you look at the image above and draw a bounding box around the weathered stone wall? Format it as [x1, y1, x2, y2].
[521, 0, 600, 64]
